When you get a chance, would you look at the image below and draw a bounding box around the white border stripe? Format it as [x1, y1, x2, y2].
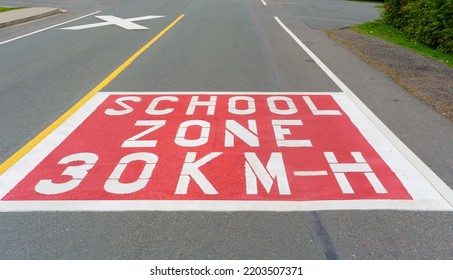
[0, 199, 451, 212]
[0, 11, 101, 46]
[103, 91, 344, 96]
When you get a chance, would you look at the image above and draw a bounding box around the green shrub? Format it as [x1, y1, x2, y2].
[382, 0, 411, 28]
[382, 0, 453, 53]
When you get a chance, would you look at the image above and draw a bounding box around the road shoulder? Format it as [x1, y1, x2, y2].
[328, 28, 453, 121]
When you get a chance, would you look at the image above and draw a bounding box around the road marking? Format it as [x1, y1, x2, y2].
[261, 0, 268, 6]
[61, 15, 166, 30]
[0, 14, 185, 176]
[105, 91, 345, 96]
[274, 17, 350, 93]
[0, 11, 101, 46]
[1, 91, 452, 211]
[294, 171, 328, 176]
[303, 96, 341, 115]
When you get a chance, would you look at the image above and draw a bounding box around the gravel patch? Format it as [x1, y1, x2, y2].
[328, 28, 453, 121]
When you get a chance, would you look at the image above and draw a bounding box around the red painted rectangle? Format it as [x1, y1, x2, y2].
[3, 93, 411, 201]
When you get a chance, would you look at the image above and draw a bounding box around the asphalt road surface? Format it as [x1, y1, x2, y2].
[0, 0, 452, 259]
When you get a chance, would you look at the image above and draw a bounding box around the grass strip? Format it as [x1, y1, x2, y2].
[0, 7, 24, 13]
[0, 7, 21, 13]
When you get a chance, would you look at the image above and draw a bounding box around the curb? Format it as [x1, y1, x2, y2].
[0, 8, 67, 28]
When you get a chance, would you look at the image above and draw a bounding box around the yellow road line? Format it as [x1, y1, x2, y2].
[0, 14, 185, 175]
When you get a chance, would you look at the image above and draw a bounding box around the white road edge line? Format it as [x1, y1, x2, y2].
[261, 0, 268, 6]
[274, 17, 349, 93]
[274, 16, 453, 207]
[0, 10, 102, 46]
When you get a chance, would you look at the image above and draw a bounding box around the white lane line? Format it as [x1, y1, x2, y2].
[261, 0, 268, 6]
[0, 11, 101, 46]
[274, 17, 349, 93]
[274, 16, 453, 207]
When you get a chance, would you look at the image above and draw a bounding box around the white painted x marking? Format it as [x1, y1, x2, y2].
[61, 15, 166, 30]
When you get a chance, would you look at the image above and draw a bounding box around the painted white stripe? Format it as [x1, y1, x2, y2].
[294, 171, 328, 176]
[303, 96, 341, 115]
[274, 17, 350, 93]
[127, 15, 166, 22]
[60, 20, 114, 30]
[324, 152, 338, 163]
[1, 199, 450, 212]
[352, 152, 366, 163]
[334, 173, 355, 194]
[261, 0, 268, 6]
[330, 163, 372, 173]
[365, 173, 388, 194]
[97, 15, 149, 30]
[102, 91, 345, 96]
[61, 15, 165, 30]
[0, 11, 101, 46]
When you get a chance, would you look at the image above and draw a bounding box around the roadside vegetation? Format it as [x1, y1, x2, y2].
[354, 0, 452, 67]
[0, 7, 22, 13]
